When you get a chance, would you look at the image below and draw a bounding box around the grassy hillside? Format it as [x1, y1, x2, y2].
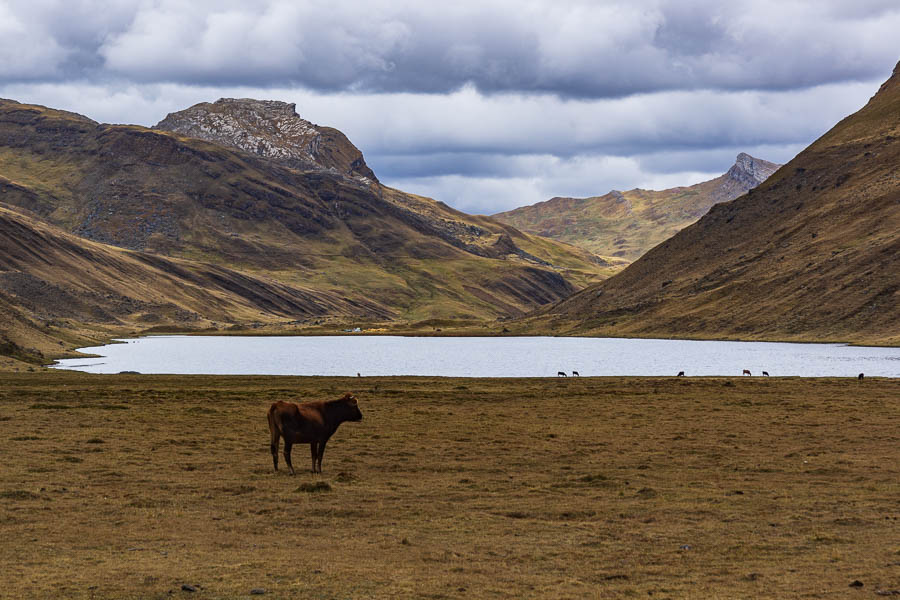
[525, 61, 900, 346]
[0, 204, 400, 366]
[494, 153, 779, 264]
[0, 98, 607, 332]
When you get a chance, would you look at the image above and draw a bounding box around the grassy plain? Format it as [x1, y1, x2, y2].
[1, 374, 898, 599]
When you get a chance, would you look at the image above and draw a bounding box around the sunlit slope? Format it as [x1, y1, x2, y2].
[0, 204, 399, 364]
[494, 153, 779, 264]
[0, 98, 607, 322]
[528, 61, 900, 345]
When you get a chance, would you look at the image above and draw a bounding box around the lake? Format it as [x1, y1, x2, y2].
[51, 335, 900, 377]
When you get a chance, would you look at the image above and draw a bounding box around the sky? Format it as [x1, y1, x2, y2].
[1, 0, 898, 215]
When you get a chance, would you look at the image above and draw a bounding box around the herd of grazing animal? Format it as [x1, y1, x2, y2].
[264, 369, 871, 475]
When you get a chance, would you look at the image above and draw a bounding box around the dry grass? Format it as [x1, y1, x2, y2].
[1, 373, 898, 599]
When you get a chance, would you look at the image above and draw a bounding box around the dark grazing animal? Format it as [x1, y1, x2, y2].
[572, 371, 579, 377]
[268, 393, 363, 475]
[858, 373, 865, 380]
[557, 371, 567, 377]
[762, 371, 769, 377]
[742, 369, 751, 376]
[677, 371, 685, 377]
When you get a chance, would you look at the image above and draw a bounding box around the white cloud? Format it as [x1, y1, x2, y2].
[0, 75, 883, 214]
[0, 1, 896, 215]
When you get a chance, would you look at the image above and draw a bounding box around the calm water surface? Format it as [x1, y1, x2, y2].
[52, 335, 900, 377]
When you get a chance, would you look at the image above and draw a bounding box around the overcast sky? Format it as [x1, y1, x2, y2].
[1, 0, 898, 214]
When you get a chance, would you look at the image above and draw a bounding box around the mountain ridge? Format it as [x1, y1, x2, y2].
[524, 61, 900, 345]
[0, 95, 609, 366]
[493, 153, 780, 263]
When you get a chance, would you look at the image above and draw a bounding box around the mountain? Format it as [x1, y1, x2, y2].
[493, 153, 779, 264]
[527, 61, 900, 346]
[0, 98, 608, 339]
[154, 98, 377, 181]
[0, 203, 395, 365]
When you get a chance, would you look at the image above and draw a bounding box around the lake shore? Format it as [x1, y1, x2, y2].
[2, 373, 898, 598]
[49, 335, 900, 377]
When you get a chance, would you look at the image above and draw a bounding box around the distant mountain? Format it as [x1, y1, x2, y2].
[493, 153, 780, 264]
[526, 61, 900, 346]
[0, 97, 607, 343]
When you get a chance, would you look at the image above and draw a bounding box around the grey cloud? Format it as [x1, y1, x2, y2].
[2, 1, 898, 98]
[0, 76, 877, 168]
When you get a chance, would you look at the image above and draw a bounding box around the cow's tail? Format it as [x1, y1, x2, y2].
[267, 404, 280, 471]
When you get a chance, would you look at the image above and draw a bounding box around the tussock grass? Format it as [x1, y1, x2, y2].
[0, 373, 897, 598]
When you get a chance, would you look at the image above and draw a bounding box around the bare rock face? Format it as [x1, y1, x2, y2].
[725, 152, 780, 188]
[154, 98, 377, 183]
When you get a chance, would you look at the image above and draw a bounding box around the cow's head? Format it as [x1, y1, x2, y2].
[339, 392, 363, 422]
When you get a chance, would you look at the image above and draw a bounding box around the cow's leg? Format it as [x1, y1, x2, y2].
[283, 441, 295, 475]
[270, 430, 280, 472]
[316, 440, 328, 474]
[309, 442, 318, 473]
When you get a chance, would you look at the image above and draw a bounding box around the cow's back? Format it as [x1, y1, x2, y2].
[268, 400, 328, 441]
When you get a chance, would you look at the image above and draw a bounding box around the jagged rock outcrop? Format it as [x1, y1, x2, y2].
[726, 152, 779, 188]
[154, 98, 377, 182]
[493, 153, 782, 263]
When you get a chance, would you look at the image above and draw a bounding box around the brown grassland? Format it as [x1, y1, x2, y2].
[1, 373, 898, 599]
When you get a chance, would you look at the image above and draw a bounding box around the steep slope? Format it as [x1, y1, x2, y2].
[494, 153, 779, 264]
[0, 204, 395, 366]
[530, 61, 900, 345]
[0, 98, 606, 323]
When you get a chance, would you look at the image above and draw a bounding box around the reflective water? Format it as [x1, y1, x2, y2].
[51, 335, 900, 377]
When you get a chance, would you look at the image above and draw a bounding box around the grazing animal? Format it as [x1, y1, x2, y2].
[858, 373, 864, 380]
[677, 371, 685, 377]
[268, 393, 363, 475]
[558, 371, 567, 377]
[742, 369, 751, 376]
[762, 371, 769, 377]
[572, 371, 580, 377]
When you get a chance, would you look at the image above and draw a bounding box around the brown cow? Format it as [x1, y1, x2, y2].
[268, 393, 363, 475]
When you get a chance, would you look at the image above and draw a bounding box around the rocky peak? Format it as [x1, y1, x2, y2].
[154, 98, 376, 182]
[726, 153, 780, 188]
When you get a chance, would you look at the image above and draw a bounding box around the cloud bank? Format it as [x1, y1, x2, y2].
[1, 0, 897, 213]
